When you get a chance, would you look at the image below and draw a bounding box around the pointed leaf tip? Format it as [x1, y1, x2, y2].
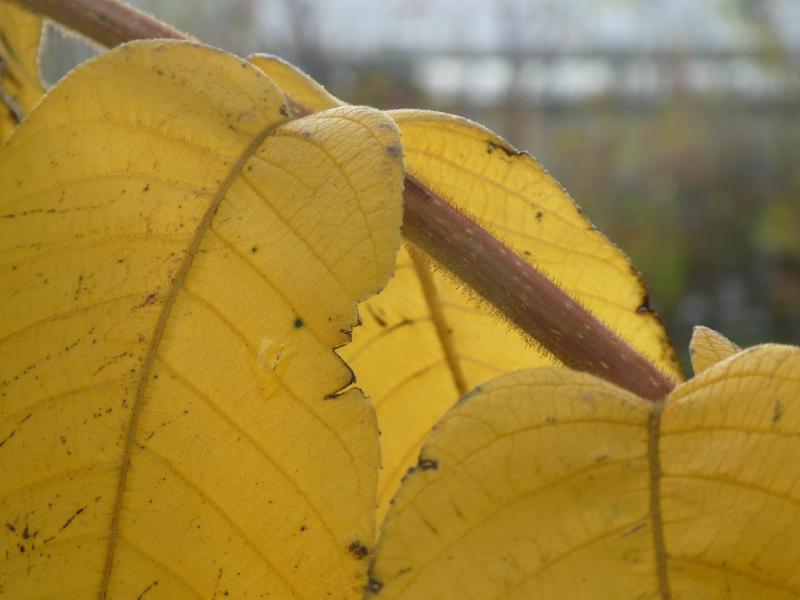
[689, 325, 741, 375]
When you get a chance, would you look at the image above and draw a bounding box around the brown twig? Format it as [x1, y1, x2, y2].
[403, 177, 676, 400]
[12, 0, 679, 400]
[15, 0, 187, 47]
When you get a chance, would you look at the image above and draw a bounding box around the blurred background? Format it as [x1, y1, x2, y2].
[42, 0, 800, 367]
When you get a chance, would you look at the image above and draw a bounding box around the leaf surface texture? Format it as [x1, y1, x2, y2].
[249, 56, 683, 521]
[689, 325, 740, 374]
[370, 344, 800, 598]
[0, 40, 404, 599]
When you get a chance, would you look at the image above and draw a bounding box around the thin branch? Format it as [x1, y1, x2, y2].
[15, 0, 187, 47]
[12, 0, 679, 400]
[403, 177, 676, 400]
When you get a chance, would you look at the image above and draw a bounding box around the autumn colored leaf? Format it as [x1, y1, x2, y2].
[0, 40, 405, 598]
[249, 54, 341, 115]
[689, 325, 741, 374]
[250, 54, 682, 520]
[369, 343, 800, 598]
[0, 0, 45, 142]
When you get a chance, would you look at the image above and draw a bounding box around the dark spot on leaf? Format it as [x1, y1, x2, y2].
[140, 292, 158, 307]
[349, 541, 369, 559]
[365, 577, 384, 594]
[293, 317, 304, 329]
[773, 400, 783, 424]
[5, 523, 15, 533]
[535, 211, 543, 222]
[636, 294, 652, 314]
[279, 105, 289, 117]
[486, 140, 523, 157]
[385, 145, 401, 159]
[418, 458, 438, 471]
[136, 580, 159, 600]
[0, 429, 16, 448]
[251, 245, 258, 253]
[60, 506, 86, 531]
[143, 184, 150, 192]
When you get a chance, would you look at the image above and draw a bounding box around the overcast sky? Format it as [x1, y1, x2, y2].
[255, 0, 800, 55]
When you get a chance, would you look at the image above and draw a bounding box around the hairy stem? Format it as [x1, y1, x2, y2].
[403, 177, 675, 400]
[16, 0, 187, 47]
[14, 0, 679, 400]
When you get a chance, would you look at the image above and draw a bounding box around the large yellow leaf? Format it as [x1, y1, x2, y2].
[0, 0, 45, 142]
[370, 344, 800, 598]
[249, 55, 682, 522]
[0, 40, 405, 598]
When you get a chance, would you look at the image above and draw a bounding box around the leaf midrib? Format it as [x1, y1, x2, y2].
[408, 245, 468, 396]
[97, 119, 283, 599]
[648, 399, 671, 599]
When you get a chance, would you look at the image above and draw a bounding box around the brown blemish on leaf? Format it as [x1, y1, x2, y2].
[139, 292, 158, 307]
[135, 580, 159, 600]
[417, 458, 438, 471]
[486, 140, 525, 158]
[59, 506, 86, 531]
[385, 145, 401, 159]
[773, 400, 783, 424]
[365, 576, 384, 595]
[349, 541, 369, 559]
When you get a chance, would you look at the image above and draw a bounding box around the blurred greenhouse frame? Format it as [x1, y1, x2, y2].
[43, 0, 800, 367]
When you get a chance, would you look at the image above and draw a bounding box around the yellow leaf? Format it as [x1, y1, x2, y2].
[370, 344, 800, 598]
[0, 40, 404, 598]
[349, 111, 681, 520]
[689, 325, 740, 374]
[246, 57, 682, 523]
[249, 53, 342, 113]
[0, 0, 45, 143]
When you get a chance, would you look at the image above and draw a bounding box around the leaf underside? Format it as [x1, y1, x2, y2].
[689, 325, 741, 375]
[370, 344, 800, 599]
[250, 54, 683, 522]
[0, 40, 404, 599]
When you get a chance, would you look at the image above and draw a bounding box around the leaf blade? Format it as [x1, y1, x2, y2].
[246, 56, 681, 521]
[661, 344, 800, 598]
[0, 40, 404, 598]
[368, 368, 653, 599]
[688, 325, 741, 375]
[370, 343, 800, 599]
[0, 0, 44, 142]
